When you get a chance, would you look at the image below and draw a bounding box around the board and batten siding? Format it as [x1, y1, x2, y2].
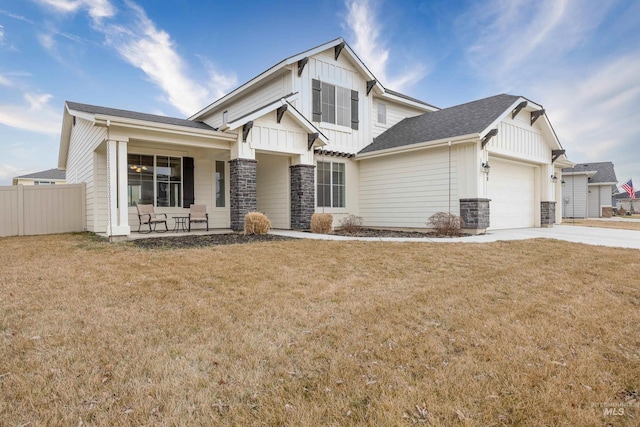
[250, 114, 309, 155]
[487, 113, 551, 164]
[358, 146, 458, 228]
[256, 153, 290, 229]
[296, 51, 371, 154]
[201, 74, 291, 129]
[66, 117, 106, 232]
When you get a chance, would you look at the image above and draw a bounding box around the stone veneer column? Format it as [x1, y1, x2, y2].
[229, 158, 257, 231]
[290, 164, 316, 230]
[540, 201, 556, 227]
[459, 198, 490, 234]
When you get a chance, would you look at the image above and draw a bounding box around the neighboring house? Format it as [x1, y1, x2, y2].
[561, 162, 618, 218]
[57, 37, 570, 237]
[615, 191, 638, 213]
[12, 168, 66, 185]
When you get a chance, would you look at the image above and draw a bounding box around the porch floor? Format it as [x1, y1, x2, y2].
[99, 228, 234, 241]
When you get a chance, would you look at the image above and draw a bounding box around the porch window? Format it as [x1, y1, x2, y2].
[317, 161, 345, 208]
[127, 154, 182, 207]
[216, 160, 225, 207]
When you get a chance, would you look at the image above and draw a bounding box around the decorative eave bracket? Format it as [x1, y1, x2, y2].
[242, 121, 253, 142]
[366, 80, 377, 96]
[308, 133, 319, 151]
[551, 149, 565, 163]
[511, 101, 528, 119]
[531, 109, 545, 126]
[297, 57, 308, 77]
[276, 105, 288, 124]
[481, 128, 499, 149]
[334, 42, 345, 60]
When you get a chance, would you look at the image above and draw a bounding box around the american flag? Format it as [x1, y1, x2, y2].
[621, 179, 636, 199]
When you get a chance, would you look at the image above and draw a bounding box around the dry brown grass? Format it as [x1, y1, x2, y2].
[563, 219, 640, 231]
[1, 233, 639, 426]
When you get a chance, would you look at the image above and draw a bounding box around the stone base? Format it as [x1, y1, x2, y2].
[459, 198, 490, 230]
[601, 206, 613, 218]
[541, 201, 556, 227]
[290, 164, 315, 230]
[229, 158, 257, 231]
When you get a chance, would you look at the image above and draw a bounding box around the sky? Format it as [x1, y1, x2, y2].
[1, 0, 639, 190]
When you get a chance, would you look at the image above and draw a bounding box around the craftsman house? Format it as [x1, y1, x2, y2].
[58, 37, 570, 237]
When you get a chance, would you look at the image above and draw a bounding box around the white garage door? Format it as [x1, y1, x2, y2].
[487, 158, 535, 229]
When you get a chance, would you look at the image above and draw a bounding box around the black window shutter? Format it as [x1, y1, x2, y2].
[351, 90, 359, 130]
[183, 157, 195, 207]
[312, 79, 322, 122]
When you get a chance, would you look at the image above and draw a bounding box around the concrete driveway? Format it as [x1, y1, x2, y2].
[271, 225, 640, 249]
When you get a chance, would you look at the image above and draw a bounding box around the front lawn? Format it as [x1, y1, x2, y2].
[1, 234, 638, 426]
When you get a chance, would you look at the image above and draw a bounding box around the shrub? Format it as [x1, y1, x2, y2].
[339, 214, 363, 235]
[244, 212, 271, 235]
[427, 212, 463, 237]
[311, 213, 333, 234]
[618, 207, 626, 216]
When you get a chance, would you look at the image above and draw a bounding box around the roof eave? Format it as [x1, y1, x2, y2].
[356, 133, 479, 160]
[92, 115, 237, 141]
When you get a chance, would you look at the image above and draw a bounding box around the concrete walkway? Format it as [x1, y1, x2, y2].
[270, 225, 640, 249]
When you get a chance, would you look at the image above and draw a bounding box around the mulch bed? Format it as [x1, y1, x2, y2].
[131, 233, 295, 249]
[131, 228, 467, 249]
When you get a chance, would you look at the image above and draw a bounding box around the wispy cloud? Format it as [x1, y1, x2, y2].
[0, 24, 4, 43]
[0, 92, 60, 134]
[34, 0, 115, 23]
[31, 0, 237, 116]
[0, 163, 26, 182]
[343, 0, 426, 91]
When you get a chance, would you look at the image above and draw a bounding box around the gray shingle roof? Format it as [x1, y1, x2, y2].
[15, 168, 66, 180]
[562, 162, 618, 184]
[66, 101, 215, 131]
[359, 94, 521, 154]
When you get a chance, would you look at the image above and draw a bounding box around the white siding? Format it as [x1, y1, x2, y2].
[488, 114, 551, 164]
[371, 99, 426, 138]
[201, 74, 290, 129]
[562, 175, 588, 218]
[588, 185, 613, 218]
[66, 117, 106, 232]
[251, 114, 308, 155]
[358, 146, 458, 228]
[256, 154, 290, 229]
[300, 52, 371, 154]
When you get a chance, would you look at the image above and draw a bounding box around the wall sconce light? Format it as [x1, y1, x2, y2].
[481, 161, 490, 174]
[561, 179, 565, 186]
[551, 174, 558, 183]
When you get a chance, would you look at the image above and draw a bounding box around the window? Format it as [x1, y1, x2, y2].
[222, 110, 228, 125]
[312, 79, 358, 129]
[127, 154, 182, 207]
[377, 102, 386, 124]
[34, 180, 55, 185]
[216, 160, 225, 207]
[317, 161, 345, 208]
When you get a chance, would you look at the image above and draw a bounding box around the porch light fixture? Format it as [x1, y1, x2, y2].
[551, 174, 558, 183]
[561, 179, 566, 186]
[129, 165, 147, 173]
[481, 161, 490, 174]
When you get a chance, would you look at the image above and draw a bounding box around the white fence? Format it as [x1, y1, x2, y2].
[0, 184, 86, 237]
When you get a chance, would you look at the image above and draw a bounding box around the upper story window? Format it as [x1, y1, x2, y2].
[377, 103, 386, 124]
[312, 79, 359, 130]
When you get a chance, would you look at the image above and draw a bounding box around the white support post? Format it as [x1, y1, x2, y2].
[107, 139, 118, 236]
[116, 140, 130, 235]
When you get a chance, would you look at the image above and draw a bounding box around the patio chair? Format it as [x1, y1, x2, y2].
[188, 204, 209, 231]
[136, 204, 168, 233]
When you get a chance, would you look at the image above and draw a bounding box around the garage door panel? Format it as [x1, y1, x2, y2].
[488, 158, 535, 229]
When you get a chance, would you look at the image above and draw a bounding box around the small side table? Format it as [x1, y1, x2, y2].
[172, 216, 189, 233]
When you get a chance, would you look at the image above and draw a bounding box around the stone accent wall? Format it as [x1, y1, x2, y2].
[540, 201, 556, 227]
[290, 164, 316, 230]
[229, 159, 257, 231]
[601, 206, 613, 218]
[459, 198, 490, 232]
